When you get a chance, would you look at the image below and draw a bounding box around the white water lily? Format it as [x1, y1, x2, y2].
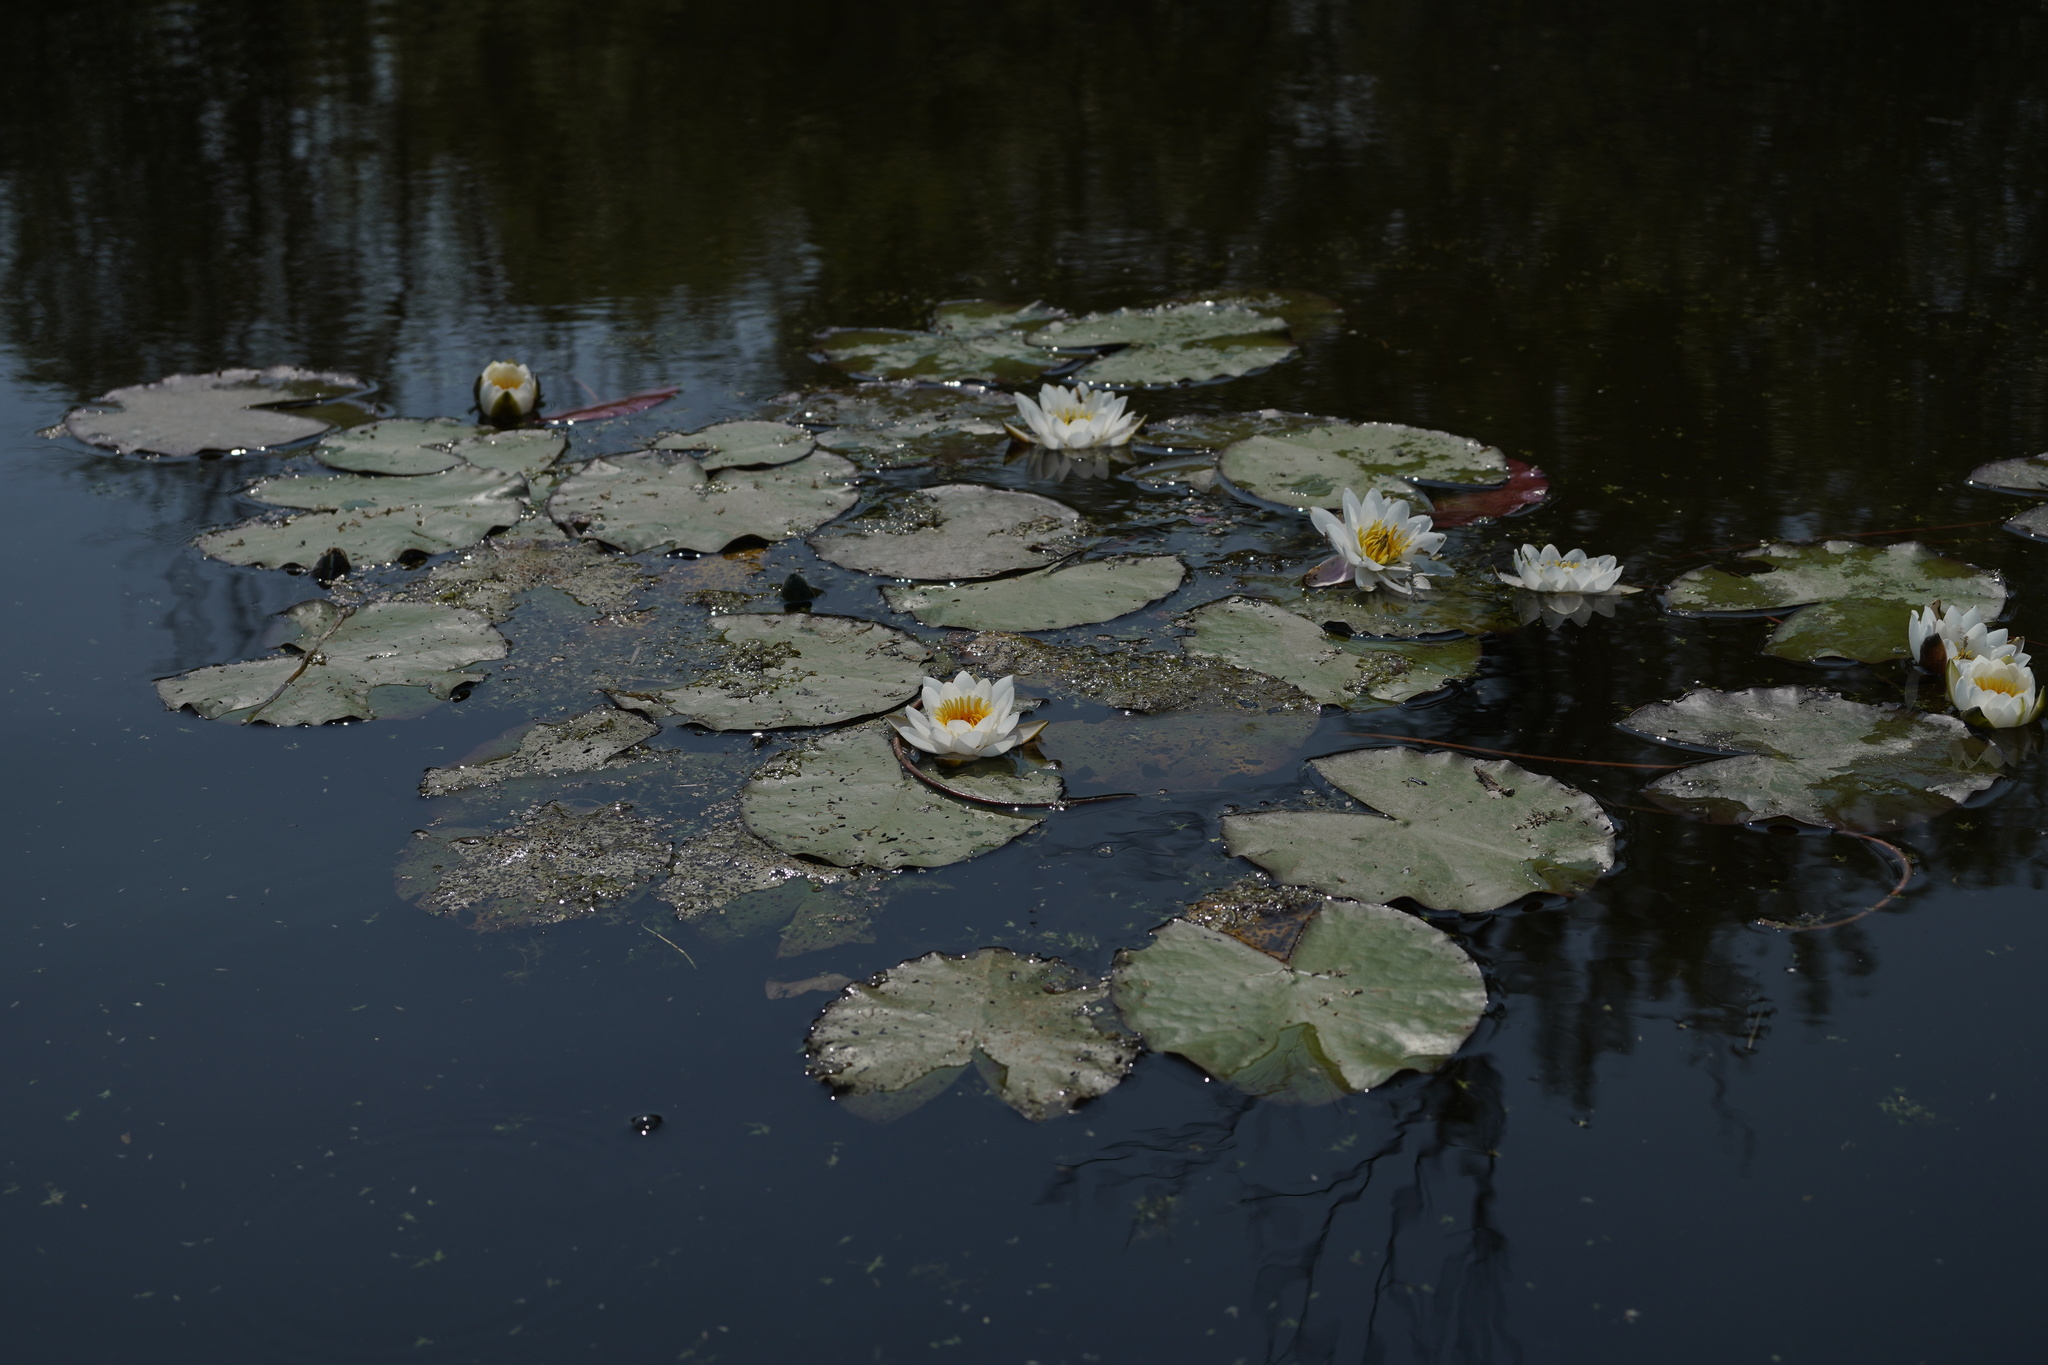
[890, 671, 1046, 760]
[1005, 383, 1143, 449]
[1307, 487, 1451, 595]
[1948, 652, 2045, 728]
[1497, 544, 1629, 595]
[476, 360, 540, 426]
[1907, 602, 2020, 673]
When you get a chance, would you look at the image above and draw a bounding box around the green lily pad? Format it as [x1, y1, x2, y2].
[883, 555, 1186, 631]
[313, 418, 484, 474]
[1218, 422, 1508, 510]
[196, 466, 526, 570]
[379, 528, 652, 622]
[450, 428, 568, 478]
[909, 752, 1066, 805]
[2005, 503, 2048, 542]
[1031, 302, 1295, 388]
[952, 633, 1315, 713]
[64, 366, 366, 458]
[1111, 901, 1485, 1103]
[810, 484, 1081, 580]
[1764, 597, 1925, 664]
[1968, 453, 2048, 493]
[157, 600, 507, 725]
[1221, 747, 1617, 912]
[807, 948, 1136, 1121]
[741, 724, 1042, 869]
[653, 420, 815, 471]
[548, 449, 858, 553]
[420, 707, 659, 797]
[778, 383, 1014, 469]
[1663, 540, 2005, 617]
[1180, 597, 1481, 709]
[397, 802, 672, 929]
[1135, 409, 1342, 454]
[1176, 288, 1344, 338]
[611, 613, 932, 730]
[814, 300, 1071, 384]
[1250, 573, 1519, 639]
[1618, 686, 1998, 832]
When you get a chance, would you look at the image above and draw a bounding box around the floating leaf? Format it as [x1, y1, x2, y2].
[1218, 422, 1508, 510]
[1428, 458, 1551, 528]
[1968, 453, 2048, 493]
[741, 724, 1042, 869]
[1038, 710, 1319, 792]
[420, 707, 658, 796]
[1248, 573, 1519, 639]
[313, 418, 483, 474]
[777, 383, 1015, 469]
[1764, 598, 1924, 664]
[883, 555, 1185, 632]
[451, 428, 567, 478]
[157, 600, 507, 725]
[1111, 901, 1485, 1103]
[807, 948, 1136, 1121]
[545, 387, 679, 424]
[378, 528, 652, 622]
[1180, 597, 1480, 708]
[548, 448, 858, 553]
[903, 750, 1066, 806]
[1175, 288, 1344, 338]
[660, 821, 859, 921]
[952, 633, 1315, 713]
[1070, 335, 1297, 387]
[814, 300, 1071, 384]
[1663, 540, 2005, 617]
[612, 614, 932, 730]
[196, 466, 526, 570]
[1222, 748, 1617, 912]
[1029, 302, 1296, 388]
[64, 366, 365, 458]
[2005, 504, 2048, 542]
[1618, 686, 1997, 831]
[1135, 409, 1341, 455]
[653, 420, 815, 471]
[810, 484, 1081, 580]
[397, 802, 672, 928]
[1179, 878, 1329, 960]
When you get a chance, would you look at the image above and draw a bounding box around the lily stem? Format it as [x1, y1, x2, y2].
[1753, 832, 1913, 932]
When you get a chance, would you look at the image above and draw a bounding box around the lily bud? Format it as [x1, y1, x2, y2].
[476, 361, 540, 427]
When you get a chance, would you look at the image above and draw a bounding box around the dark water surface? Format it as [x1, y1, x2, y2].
[6, 3, 2047, 1361]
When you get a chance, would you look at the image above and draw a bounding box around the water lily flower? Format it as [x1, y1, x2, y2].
[1005, 382, 1143, 449]
[1307, 487, 1452, 595]
[476, 361, 540, 426]
[890, 671, 1046, 761]
[1948, 651, 2045, 728]
[1907, 602, 2019, 674]
[1497, 544, 1629, 595]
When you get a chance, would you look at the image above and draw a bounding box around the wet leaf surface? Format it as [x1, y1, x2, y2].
[810, 484, 1081, 580]
[612, 613, 931, 730]
[396, 802, 672, 929]
[1032, 301, 1298, 387]
[652, 420, 815, 471]
[1968, 452, 2048, 493]
[1247, 573, 1519, 639]
[64, 366, 366, 457]
[1764, 597, 1923, 663]
[196, 466, 526, 569]
[450, 428, 568, 478]
[661, 822, 862, 922]
[1218, 422, 1508, 510]
[1664, 540, 2005, 616]
[1180, 597, 1481, 708]
[366, 528, 653, 622]
[951, 633, 1315, 713]
[419, 707, 658, 796]
[548, 448, 858, 553]
[777, 383, 1013, 469]
[1222, 747, 1617, 912]
[882, 555, 1186, 631]
[814, 300, 1071, 384]
[1428, 458, 1552, 528]
[313, 417, 484, 474]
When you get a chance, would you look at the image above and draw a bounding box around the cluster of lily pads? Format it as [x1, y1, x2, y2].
[55, 292, 2041, 1118]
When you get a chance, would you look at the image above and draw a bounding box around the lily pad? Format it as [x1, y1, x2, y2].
[1663, 540, 2005, 617]
[810, 485, 1081, 580]
[883, 555, 1186, 632]
[952, 633, 1315, 713]
[548, 449, 858, 553]
[1218, 422, 1509, 510]
[380, 529, 652, 622]
[1134, 409, 1342, 455]
[2005, 504, 2048, 542]
[1221, 747, 1617, 912]
[64, 366, 365, 458]
[741, 724, 1042, 870]
[1618, 686, 1998, 831]
[1111, 901, 1485, 1104]
[450, 428, 568, 478]
[612, 613, 932, 730]
[313, 418, 483, 474]
[420, 707, 658, 797]
[777, 383, 1014, 469]
[1764, 598, 1926, 664]
[1176, 288, 1344, 338]
[157, 600, 507, 725]
[397, 802, 672, 929]
[196, 466, 526, 570]
[814, 300, 1072, 385]
[1250, 573, 1518, 639]
[1032, 302, 1295, 388]
[653, 420, 815, 471]
[1968, 453, 2048, 493]
[660, 821, 859, 921]
[807, 948, 1136, 1121]
[1428, 458, 1551, 528]
[1180, 597, 1481, 708]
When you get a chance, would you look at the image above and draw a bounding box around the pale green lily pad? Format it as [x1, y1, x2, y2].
[1663, 540, 2005, 616]
[913, 753, 1066, 805]
[883, 555, 1186, 631]
[1136, 409, 1342, 454]
[1112, 902, 1485, 1103]
[654, 420, 815, 471]
[1218, 422, 1507, 509]
[314, 417, 483, 474]
[548, 449, 858, 553]
[1177, 288, 1344, 338]
[65, 366, 365, 458]
[1180, 597, 1480, 708]
[1968, 453, 2048, 493]
[952, 633, 1315, 713]
[1222, 747, 1618, 912]
[196, 466, 526, 570]
[451, 428, 567, 478]
[376, 529, 652, 622]
[810, 484, 1081, 580]
[815, 300, 1071, 384]
[1250, 573, 1518, 639]
[157, 600, 507, 725]
[420, 707, 658, 797]
[1072, 337, 1299, 387]
[611, 613, 932, 730]
[660, 821, 859, 921]
[778, 383, 1014, 469]
[397, 802, 672, 929]
[1764, 598, 1923, 664]
[1618, 686, 1998, 832]
[1032, 302, 1295, 388]
[2005, 503, 2048, 541]
[741, 724, 1042, 869]
[807, 948, 1136, 1121]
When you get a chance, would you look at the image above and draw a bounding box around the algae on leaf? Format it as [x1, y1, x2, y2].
[612, 613, 932, 730]
[1222, 747, 1617, 912]
[1218, 422, 1508, 510]
[420, 708, 658, 796]
[1032, 301, 1297, 388]
[397, 802, 672, 928]
[1619, 686, 1997, 831]
[952, 633, 1315, 713]
[776, 383, 1014, 469]
[1664, 540, 2004, 617]
[1181, 597, 1480, 708]
[815, 300, 1071, 385]
[157, 600, 507, 725]
[313, 417, 482, 474]
[548, 449, 858, 553]
[1252, 573, 1519, 639]
[378, 529, 652, 622]
[810, 484, 1081, 580]
[807, 948, 1136, 1121]
[653, 420, 814, 471]
[883, 555, 1186, 631]
[196, 466, 526, 570]
[1112, 902, 1484, 1104]
[660, 820, 860, 921]
[450, 428, 567, 478]
[65, 367, 366, 458]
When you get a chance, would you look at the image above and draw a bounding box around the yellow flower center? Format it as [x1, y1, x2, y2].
[1977, 673, 2026, 697]
[932, 696, 993, 727]
[1357, 520, 1413, 565]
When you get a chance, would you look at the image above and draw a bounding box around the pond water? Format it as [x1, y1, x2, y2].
[5, 3, 2046, 1361]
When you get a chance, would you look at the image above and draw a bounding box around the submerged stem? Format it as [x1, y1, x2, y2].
[1753, 832, 1913, 932]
